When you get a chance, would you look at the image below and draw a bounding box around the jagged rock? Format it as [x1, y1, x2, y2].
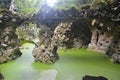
[52, 21, 91, 48]
[32, 24, 59, 63]
[110, 53, 120, 63]
[88, 18, 120, 63]
[107, 36, 120, 63]
[32, 46, 59, 63]
[0, 48, 22, 63]
[52, 22, 73, 48]
[88, 30, 113, 53]
[83, 75, 108, 80]
[91, 0, 120, 24]
[0, 10, 24, 64]
[9, 0, 18, 14]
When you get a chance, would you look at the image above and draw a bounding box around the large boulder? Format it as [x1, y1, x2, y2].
[32, 46, 59, 63]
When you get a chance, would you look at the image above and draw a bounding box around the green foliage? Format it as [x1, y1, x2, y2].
[92, 0, 113, 7]
[16, 23, 39, 41]
[15, 0, 93, 13]
[54, 0, 93, 10]
[16, 0, 43, 14]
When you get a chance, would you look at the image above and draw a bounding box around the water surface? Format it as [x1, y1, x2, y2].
[0, 43, 120, 80]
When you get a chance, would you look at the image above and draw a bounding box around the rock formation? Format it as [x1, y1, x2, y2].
[0, 0, 24, 63]
[1, 0, 118, 64]
[0, 10, 23, 63]
[32, 25, 59, 63]
[33, 0, 120, 63]
[88, 19, 114, 53]
[52, 21, 91, 48]
[88, 0, 120, 63]
[107, 34, 120, 63]
[88, 18, 120, 63]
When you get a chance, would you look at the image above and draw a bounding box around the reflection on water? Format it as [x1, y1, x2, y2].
[0, 43, 120, 80]
[38, 69, 57, 80]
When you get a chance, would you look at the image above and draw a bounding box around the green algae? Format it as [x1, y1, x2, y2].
[0, 44, 120, 80]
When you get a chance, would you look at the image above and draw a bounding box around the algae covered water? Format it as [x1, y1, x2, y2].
[0, 43, 120, 80]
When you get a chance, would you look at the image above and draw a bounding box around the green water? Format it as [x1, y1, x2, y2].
[0, 43, 120, 80]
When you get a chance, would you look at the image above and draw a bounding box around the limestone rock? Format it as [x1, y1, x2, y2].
[52, 21, 91, 48]
[31, 24, 59, 63]
[0, 10, 24, 64]
[88, 18, 120, 63]
[110, 53, 120, 63]
[32, 46, 59, 63]
[0, 48, 22, 63]
[107, 37, 120, 63]
[88, 30, 113, 53]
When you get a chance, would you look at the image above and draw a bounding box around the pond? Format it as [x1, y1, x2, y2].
[0, 43, 120, 80]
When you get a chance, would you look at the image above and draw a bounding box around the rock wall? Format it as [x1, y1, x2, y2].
[0, 10, 23, 63]
[33, 0, 120, 63]
[87, 0, 120, 63]
[88, 20, 114, 53]
[107, 34, 120, 63]
[88, 19, 120, 63]
[88, 30, 113, 53]
[52, 20, 91, 48]
[52, 22, 73, 48]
